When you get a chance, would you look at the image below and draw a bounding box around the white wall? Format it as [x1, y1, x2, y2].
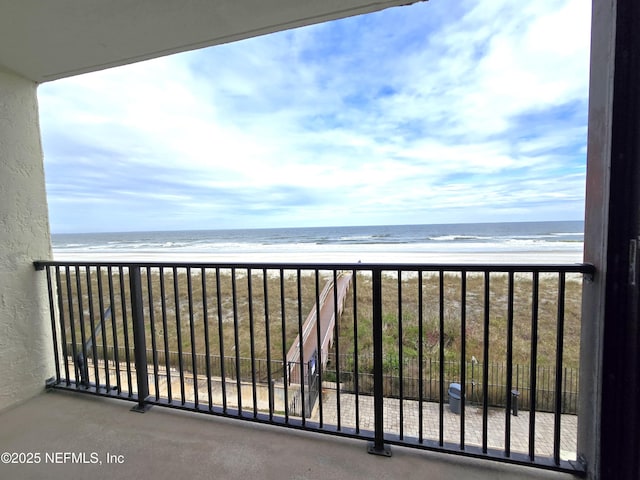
[0, 68, 54, 411]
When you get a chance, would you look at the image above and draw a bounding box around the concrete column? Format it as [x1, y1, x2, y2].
[578, 0, 615, 476]
[581, 1, 640, 479]
[0, 68, 54, 411]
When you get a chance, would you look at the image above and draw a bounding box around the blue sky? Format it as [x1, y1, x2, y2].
[38, 0, 591, 234]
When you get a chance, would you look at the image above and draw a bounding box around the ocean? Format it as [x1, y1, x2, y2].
[51, 221, 584, 264]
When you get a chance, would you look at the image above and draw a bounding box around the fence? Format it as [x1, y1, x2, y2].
[326, 354, 579, 414]
[71, 343, 284, 383]
[67, 344, 579, 414]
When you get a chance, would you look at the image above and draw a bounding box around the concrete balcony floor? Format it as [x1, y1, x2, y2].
[0, 390, 576, 480]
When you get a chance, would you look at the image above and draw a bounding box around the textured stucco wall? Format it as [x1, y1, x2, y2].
[0, 68, 54, 411]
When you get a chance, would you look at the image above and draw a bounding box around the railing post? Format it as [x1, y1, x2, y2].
[130, 265, 150, 412]
[368, 268, 391, 456]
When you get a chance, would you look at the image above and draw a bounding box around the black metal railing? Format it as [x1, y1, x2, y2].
[35, 260, 593, 475]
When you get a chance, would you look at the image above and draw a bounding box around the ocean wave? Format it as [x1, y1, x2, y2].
[60, 243, 87, 248]
[50, 221, 585, 257]
[428, 235, 492, 241]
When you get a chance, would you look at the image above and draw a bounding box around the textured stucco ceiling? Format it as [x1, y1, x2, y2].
[0, 0, 423, 83]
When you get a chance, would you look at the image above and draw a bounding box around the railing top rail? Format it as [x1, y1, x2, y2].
[34, 260, 595, 275]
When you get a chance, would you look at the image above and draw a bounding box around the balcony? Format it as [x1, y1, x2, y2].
[30, 260, 594, 476]
[1, 1, 639, 478]
[0, 390, 579, 480]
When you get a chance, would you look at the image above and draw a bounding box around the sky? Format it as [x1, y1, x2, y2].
[38, 0, 592, 234]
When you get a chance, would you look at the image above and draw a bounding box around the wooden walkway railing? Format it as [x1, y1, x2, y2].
[286, 272, 352, 385]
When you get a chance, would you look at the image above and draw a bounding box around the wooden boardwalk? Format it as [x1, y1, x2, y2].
[286, 272, 353, 384]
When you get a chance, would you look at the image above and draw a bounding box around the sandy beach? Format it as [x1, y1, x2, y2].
[52, 249, 584, 265]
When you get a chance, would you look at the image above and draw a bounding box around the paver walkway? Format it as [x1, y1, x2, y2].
[313, 389, 577, 460]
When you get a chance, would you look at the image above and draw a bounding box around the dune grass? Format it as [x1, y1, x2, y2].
[55, 267, 583, 375]
[339, 272, 583, 371]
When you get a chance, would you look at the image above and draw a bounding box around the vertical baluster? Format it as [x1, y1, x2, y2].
[296, 269, 306, 423]
[201, 267, 213, 411]
[65, 266, 80, 386]
[418, 270, 424, 443]
[505, 271, 515, 457]
[45, 266, 61, 383]
[315, 269, 323, 427]
[280, 269, 288, 422]
[368, 268, 390, 456]
[119, 266, 133, 396]
[158, 267, 172, 402]
[353, 269, 360, 435]
[554, 272, 567, 465]
[97, 266, 110, 391]
[529, 271, 540, 460]
[439, 271, 445, 446]
[146, 267, 159, 400]
[263, 269, 274, 420]
[248, 269, 257, 418]
[482, 272, 490, 453]
[107, 266, 121, 394]
[334, 269, 342, 431]
[215, 267, 227, 412]
[398, 270, 404, 440]
[75, 266, 90, 387]
[187, 267, 199, 408]
[460, 270, 467, 450]
[231, 267, 242, 415]
[130, 266, 149, 412]
[38, 265, 58, 384]
[54, 267, 71, 385]
[172, 267, 185, 404]
[85, 266, 100, 387]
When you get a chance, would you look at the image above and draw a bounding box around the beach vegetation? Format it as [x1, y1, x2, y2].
[56, 266, 583, 381]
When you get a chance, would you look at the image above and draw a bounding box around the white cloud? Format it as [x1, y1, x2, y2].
[38, 0, 591, 233]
